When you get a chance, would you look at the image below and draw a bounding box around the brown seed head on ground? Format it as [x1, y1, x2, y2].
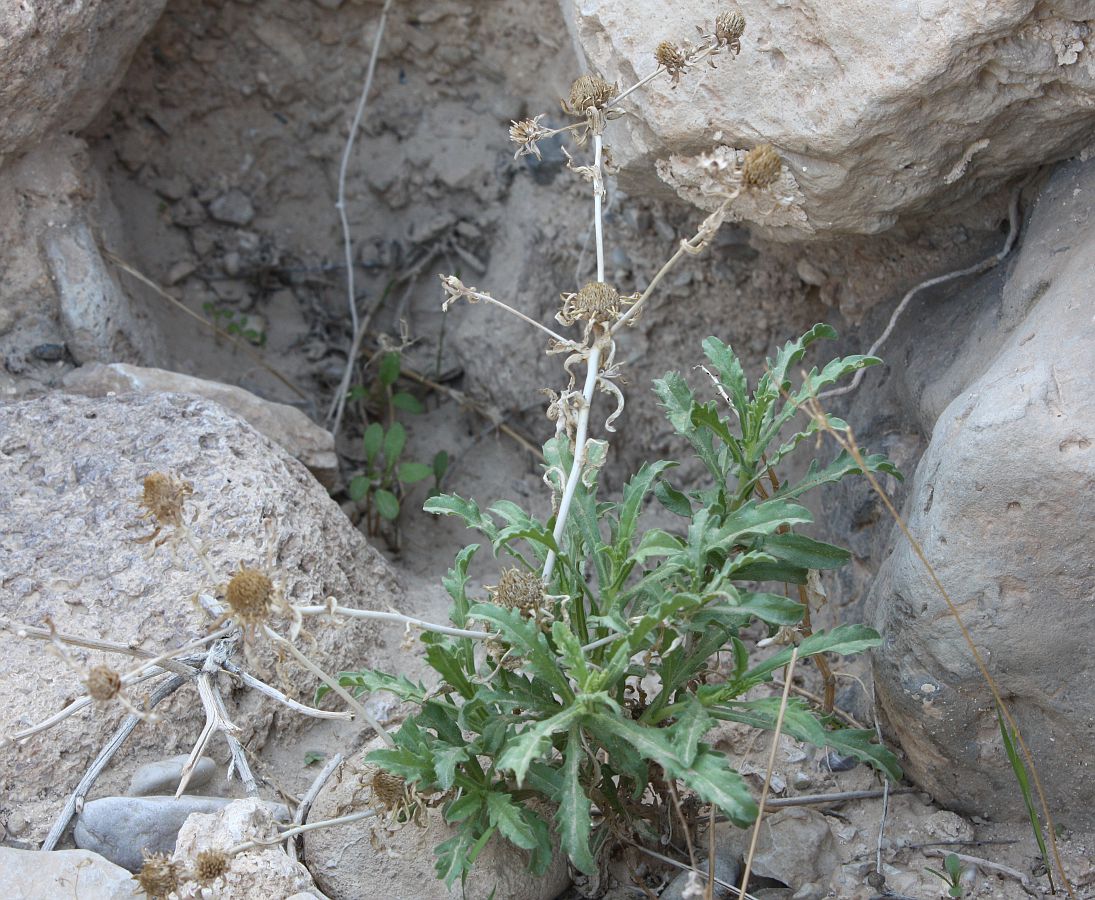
[140, 472, 193, 529]
[715, 11, 746, 52]
[194, 849, 231, 884]
[133, 852, 180, 900]
[563, 74, 616, 116]
[225, 566, 275, 627]
[85, 664, 122, 702]
[742, 144, 782, 188]
[488, 567, 545, 613]
[371, 769, 407, 810]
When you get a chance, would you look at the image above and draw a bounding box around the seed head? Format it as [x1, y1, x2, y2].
[563, 74, 616, 116]
[194, 849, 231, 884]
[509, 115, 551, 161]
[140, 472, 193, 529]
[558, 281, 628, 328]
[225, 566, 274, 626]
[655, 41, 690, 85]
[488, 567, 545, 614]
[133, 852, 180, 900]
[85, 664, 122, 702]
[742, 144, 782, 188]
[371, 769, 406, 809]
[715, 11, 746, 52]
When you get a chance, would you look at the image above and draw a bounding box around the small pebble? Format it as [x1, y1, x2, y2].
[660, 855, 742, 900]
[127, 754, 216, 796]
[792, 771, 813, 790]
[31, 343, 65, 361]
[820, 750, 858, 772]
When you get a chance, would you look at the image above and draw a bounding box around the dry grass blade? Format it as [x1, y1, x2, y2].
[102, 250, 308, 400]
[737, 646, 799, 899]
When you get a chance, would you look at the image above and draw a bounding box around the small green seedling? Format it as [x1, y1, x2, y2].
[202, 301, 267, 347]
[926, 852, 965, 898]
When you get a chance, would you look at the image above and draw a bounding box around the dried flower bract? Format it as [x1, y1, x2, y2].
[137, 472, 193, 546]
[225, 565, 275, 628]
[655, 41, 690, 86]
[561, 74, 617, 116]
[488, 567, 545, 614]
[742, 144, 782, 188]
[557, 282, 639, 334]
[134, 852, 180, 900]
[194, 849, 231, 884]
[509, 114, 551, 161]
[715, 11, 746, 53]
[372, 769, 408, 809]
[85, 664, 122, 702]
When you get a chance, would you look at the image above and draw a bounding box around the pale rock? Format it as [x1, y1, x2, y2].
[171, 798, 317, 899]
[62, 362, 339, 487]
[0, 392, 402, 843]
[0, 847, 141, 899]
[304, 744, 571, 900]
[74, 795, 288, 873]
[868, 157, 1095, 828]
[209, 190, 255, 227]
[0, 0, 168, 166]
[127, 754, 216, 796]
[746, 808, 840, 890]
[564, 0, 1095, 238]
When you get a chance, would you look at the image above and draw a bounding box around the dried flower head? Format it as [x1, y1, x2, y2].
[372, 769, 407, 810]
[655, 41, 690, 86]
[715, 11, 746, 53]
[742, 144, 782, 188]
[225, 565, 275, 628]
[133, 852, 180, 900]
[194, 849, 231, 884]
[509, 114, 551, 161]
[85, 664, 122, 702]
[562, 74, 616, 116]
[557, 281, 639, 332]
[488, 567, 545, 614]
[137, 472, 193, 547]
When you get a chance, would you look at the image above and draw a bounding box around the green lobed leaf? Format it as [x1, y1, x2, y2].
[378, 351, 401, 387]
[654, 480, 692, 518]
[672, 698, 713, 767]
[776, 449, 902, 501]
[495, 705, 584, 786]
[398, 461, 433, 484]
[348, 474, 371, 502]
[557, 727, 597, 874]
[744, 624, 883, 685]
[760, 532, 851, 570]
[486, 792, 538, 850]
[383, 421, 407, 467]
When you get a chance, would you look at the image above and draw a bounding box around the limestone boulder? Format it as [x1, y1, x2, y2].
[867, 158, 1095, 827]
[0, 392, 402, 843]
[0, 0, 167, 165]
[564, 0, 1095, 238]
[0, 847, 141, 900]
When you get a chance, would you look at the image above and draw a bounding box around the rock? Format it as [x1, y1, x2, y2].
[0, 137, 163, 366]
[0, 392, 404, 844]
[304, 745, 571, 900]
[127, 755, 216, 796]
[660, 855, 741, 900]
[0, 847, 141, 899]
[819, 750, 858, 773]
[62, 363, 339, 487]
[565, 0, 1095, 238]
[744, 809, 840, 890]
[31, 343, 66, 362]
[171, 798, 317, 899]
[868, 157, 1095, 829]
[0, 0, 168, 166]
[75, 795, 286, 873]
[209, 190, 255, 227]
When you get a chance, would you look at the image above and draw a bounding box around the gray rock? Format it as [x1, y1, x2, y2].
[0, 847, 141, 899]
[660, 855, 741, 899]
[868, 157, 1095, 828]
[74, 796, 289, 873]
[0, 0, 167, 165]
[126, 755, 216, 797]
[0, 392, 403, 844]
[566, 0, 1095, 239]
[209, 189, 255, 226]
[62, 362, 339, 487]
[744, 809, 840, 890]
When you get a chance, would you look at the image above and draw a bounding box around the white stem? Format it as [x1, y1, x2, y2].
[227, 807, 379, 855]
[263, 626, 394, 747]
[329, 0, 395, 429]
[293, 602, 492, 641]
[593, 134, 605, 283]
[542, 342, 602, 583]
[443, 283, 574, 346]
